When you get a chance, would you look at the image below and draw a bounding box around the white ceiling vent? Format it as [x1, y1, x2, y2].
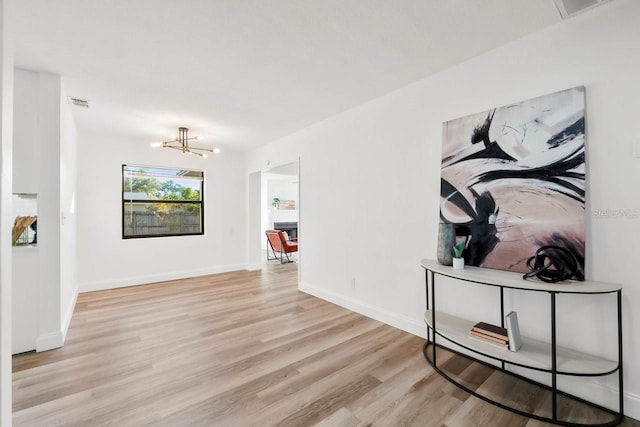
[553, 0, 611, 19]
[68, 96, 90, 108]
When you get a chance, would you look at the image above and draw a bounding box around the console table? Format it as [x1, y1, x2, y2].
[421, 259, 623, 427]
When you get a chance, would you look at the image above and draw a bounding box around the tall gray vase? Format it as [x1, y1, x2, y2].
[437, 223, 455, 266]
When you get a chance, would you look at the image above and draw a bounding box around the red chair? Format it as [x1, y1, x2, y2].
[266, 229, 298, 263]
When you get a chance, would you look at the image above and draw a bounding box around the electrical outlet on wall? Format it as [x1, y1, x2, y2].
[350, 278, 356, 289]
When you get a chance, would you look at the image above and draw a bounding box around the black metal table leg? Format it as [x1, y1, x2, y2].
[425, 270, 430, 312]
[617, 290, 624, 420]
[501, 287, 505, 370]
[551, 292, 558, 422]
[431, 270, 436, 366]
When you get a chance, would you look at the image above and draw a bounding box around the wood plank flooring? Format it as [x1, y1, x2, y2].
[12, 262, 639, 426]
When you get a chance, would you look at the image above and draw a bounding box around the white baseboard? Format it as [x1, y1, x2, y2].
[625, 390, 640, 421]
[564, 377, 640, 421]
[78, 263, 246, 293]
[245, 263, 262, 271]
[36, 331, 64, 352]
[35, 290, 78, 352]
[298, 281, 427, 339]
[61, 289, 78, 344]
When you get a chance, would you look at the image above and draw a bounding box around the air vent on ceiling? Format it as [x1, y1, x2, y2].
[553, 0, 611, 19]
[68, 97, 90, 108]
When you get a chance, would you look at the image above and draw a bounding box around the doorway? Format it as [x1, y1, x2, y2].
[261, 162, 299, 265]
[247, 160, 300, 276]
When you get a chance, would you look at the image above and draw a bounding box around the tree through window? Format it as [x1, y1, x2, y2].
[122, 165, 204, 238]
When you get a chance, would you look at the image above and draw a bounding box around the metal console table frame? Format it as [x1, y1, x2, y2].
[421, 259, 623, 427]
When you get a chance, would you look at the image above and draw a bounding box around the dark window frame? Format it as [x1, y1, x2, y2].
[122, 164, 205, 239]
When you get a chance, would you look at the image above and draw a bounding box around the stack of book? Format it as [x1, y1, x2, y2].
[470, 322, 509, 349]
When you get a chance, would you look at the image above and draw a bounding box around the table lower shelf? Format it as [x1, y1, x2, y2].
[424, 310, 617, 375]
[422, 341, 622, 427]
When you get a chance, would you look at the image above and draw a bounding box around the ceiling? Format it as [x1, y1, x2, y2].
[13, 0, 567, 152]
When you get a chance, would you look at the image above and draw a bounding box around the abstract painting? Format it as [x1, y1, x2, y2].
[440, 87, 586, 276]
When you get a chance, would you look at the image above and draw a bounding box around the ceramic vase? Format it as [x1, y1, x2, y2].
[437, 223, 455, 266]
[453, 257, 465, 269]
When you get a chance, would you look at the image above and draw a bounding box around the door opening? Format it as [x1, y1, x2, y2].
[261, 161, 299, 268]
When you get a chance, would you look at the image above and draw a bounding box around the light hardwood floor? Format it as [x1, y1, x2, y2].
[13, 262, 638, 426]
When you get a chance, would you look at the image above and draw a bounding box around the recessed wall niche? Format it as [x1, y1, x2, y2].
[12, 193, 38, 246]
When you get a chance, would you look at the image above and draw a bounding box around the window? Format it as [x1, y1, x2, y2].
[122, 164, 204, 238]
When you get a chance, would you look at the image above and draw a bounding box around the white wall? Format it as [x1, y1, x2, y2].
[59, 81, 78, 340]
[246, 0, 640, 418]
[12, 70, 39, 356]
[0, 0, 13, 422]
[12, 70, 36, 192]
[246, 171, 262, 270]
[77, 134, 246, 291]
[12, 69, 79, 352]
[34, 71, 62, 351]
[11, 194, 38, 355]
[268, 176, 298, 223]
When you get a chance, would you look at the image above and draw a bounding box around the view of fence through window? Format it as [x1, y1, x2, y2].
[122, 165, 204, 238]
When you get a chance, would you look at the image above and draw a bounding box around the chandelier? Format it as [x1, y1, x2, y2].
[150, 127, 220, 158]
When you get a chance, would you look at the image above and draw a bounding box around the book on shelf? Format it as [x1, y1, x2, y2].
[469, 330, 508, 345]
[469, 330, 509, 349]
[505, 311, 522, 352]
[471, 321, 508, 340]
[471, 330, 509, 344]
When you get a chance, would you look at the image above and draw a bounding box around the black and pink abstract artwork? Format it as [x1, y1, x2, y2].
[440, 87, 586, 276]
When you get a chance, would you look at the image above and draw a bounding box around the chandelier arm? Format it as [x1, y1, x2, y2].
[153, 128, 216, 157]
[165, 145, 186, 151]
